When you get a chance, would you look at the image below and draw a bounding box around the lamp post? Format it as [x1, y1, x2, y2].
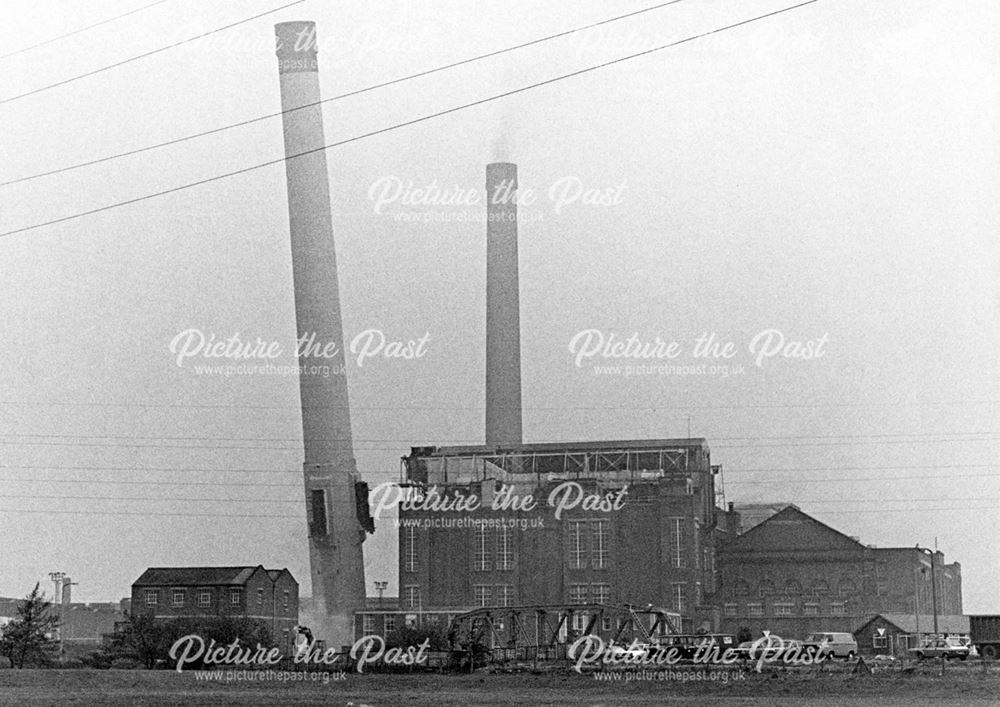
[374, 581, 388, 609]
[47, 572, 68, 660]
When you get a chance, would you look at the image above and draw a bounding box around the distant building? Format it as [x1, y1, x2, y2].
[398, 438, 737, 634]
[130, 566, 298, 648]
[714, 506, 962, 638]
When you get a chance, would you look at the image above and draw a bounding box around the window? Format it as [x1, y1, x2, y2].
[474, 526, 491, 571]
[785, 579, 802, 595]
[198, 591, 212, 608]
[230, 588, 242, 607]
[568, 520, 587, 569]
[172, 589, 185, 607]
[812, 580, 829, 596]
[873, 634, 888, 649]
[670, 518, 686, 568]
[602, 616, 614, 631]
[496, 526, 513, 570]
[495, 584, 514, 607]
[747, 602, 763, 617]
[403, 525, 418, 573]
[838, 579, 856, 597]
[672, 582, 686, 614]
[362, 614, 375, 635]
[591, 583, 610, 605]
[384, 615, 396, 634]
[759, 579, 775, 597]
[591, 520, 609, 569]
[144, 590, 158, 607]
[723, 603, 737, 617]
[803, 602, 819, 616]
[473, 585, 492, 607]
[774, 602, 795, 617]
[257, 588, 265, 608]
[830, 601, 847, 616]
[283, 590, 290, 614]
[571, 613, 589, 632]
[569, 584, 588, 604]
[733, 579, 750, 597]
[310, 489, 328, 537]
[403, 585, 420, 609]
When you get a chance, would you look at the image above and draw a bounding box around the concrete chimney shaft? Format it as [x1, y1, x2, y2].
[275, 20, 366, 647]
[485, 162, 523, 447]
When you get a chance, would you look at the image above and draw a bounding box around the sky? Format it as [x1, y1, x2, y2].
[1, 0, 998, 613]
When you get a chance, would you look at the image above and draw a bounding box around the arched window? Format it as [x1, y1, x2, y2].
[758, 579, 775, 597]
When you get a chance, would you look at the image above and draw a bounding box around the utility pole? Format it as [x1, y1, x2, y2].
[916, 545, 942, 674]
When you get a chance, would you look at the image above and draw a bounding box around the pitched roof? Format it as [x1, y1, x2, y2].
[857, 614, 970, 634]
[724, 505, 865, 553]
[133, 566, 261, 586]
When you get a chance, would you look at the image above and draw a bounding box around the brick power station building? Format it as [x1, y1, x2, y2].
[714, 506, 962, 638]
[394, 438, 738, 634]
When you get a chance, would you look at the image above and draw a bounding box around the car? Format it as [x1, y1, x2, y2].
[607, 641, 649, 661]
[909, 636, 972, 661]
[804, 632, 858, 659]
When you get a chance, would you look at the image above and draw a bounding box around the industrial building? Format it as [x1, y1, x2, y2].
[397, 438, 736, 634]
[130, 566, 299, 647]
[714, 505, 963, 638]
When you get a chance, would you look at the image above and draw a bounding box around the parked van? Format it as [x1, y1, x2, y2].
[804, 632, 858, 659]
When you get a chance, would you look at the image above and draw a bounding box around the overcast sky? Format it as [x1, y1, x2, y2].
[1, 0, 998, 613]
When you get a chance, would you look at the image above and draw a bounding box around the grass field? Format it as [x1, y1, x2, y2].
[2, 664, 1000, 705]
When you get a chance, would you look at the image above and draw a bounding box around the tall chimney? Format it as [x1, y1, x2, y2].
[275, 20, 366, 647]
[485, 162, 523, 446]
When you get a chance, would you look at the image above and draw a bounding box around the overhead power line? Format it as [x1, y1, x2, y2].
[1, 504, 998, 519]
[0, 0, 304, 106]
[0, 430, 997, 443]
[0, 398, 995, 411]
[1, 0, 687, 186]
[0, 0, 821, 238]
[0, 0, 172, 60]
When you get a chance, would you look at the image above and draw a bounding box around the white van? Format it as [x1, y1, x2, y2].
[804, 632, 858, 659]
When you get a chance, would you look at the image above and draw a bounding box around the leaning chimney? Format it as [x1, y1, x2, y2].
[485, 162, 523, 447]
[274, 20, 366, 647]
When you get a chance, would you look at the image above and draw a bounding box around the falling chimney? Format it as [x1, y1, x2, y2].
[274, 20, 366, 647]
[485, 162, 523, 447]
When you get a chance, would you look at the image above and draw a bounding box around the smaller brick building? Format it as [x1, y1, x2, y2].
[853, 613, 970, 657]
[131, 566, 298, 649]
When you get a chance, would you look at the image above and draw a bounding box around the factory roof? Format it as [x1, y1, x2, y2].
[410, 437, 709, 457]
[132, 566, 294, 587]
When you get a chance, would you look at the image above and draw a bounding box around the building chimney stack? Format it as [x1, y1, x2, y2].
[275, 20, 366, 647]
[485, 162, 523, 447]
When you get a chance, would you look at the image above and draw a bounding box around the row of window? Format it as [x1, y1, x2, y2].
[567, 520, 610, 570]
[402, 517, 699, 575]
[473, 526, 515, 572]
[569, 583, 611, 605]
[144, 587, 291, 613]
[723, 601, 848, 617]
[731, 578, 859, 597]
[473, 584, 515, 607]
[362, 614, 398, 635]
